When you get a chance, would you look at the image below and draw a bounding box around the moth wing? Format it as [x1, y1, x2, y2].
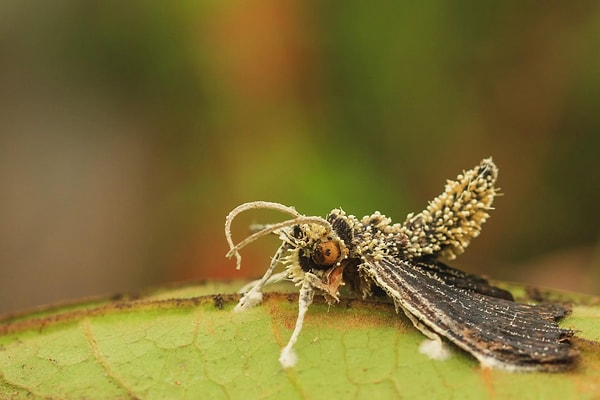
[413, 257, 514, 301]
[363, 257, 577, 371]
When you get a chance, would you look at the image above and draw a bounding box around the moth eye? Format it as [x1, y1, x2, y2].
[312, 240, 341, 267]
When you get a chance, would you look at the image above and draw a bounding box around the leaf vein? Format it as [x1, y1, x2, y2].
[81, 318, 140, 400]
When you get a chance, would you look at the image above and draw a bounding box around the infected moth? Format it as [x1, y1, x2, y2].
[225, 158, 577, 372]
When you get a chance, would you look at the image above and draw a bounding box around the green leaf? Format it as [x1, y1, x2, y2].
[1, 282, 599, 399]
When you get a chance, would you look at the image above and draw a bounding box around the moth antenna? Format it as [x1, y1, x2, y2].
[225, 201, 332, 269]
[248, 223, 274, 233]
[225, 201, 300, 270]
[227, 216, 332, 261]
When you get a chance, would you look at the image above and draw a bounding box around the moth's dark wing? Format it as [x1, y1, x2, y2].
[413, 257, 514, 301]
[364, 257, 578, 371]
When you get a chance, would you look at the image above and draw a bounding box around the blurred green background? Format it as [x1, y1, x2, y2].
[1, 1, 599, 314]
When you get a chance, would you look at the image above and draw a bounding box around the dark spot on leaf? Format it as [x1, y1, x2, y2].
[213, 294, 224, 310]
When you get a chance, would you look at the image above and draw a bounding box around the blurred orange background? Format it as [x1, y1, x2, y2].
[1, 2, 599, 314]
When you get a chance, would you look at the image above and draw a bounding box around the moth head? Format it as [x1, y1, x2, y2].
[225, 201, 349, 301]
[290, 223, 345, 271]
[285, 221, 349, 302]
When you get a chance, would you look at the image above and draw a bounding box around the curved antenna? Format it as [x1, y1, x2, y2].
[224, 201, 332, 270]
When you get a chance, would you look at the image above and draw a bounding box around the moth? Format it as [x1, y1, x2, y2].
[225, 158, 578, 372]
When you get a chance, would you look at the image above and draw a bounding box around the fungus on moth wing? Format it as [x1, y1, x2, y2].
[225, 158, 578, 372]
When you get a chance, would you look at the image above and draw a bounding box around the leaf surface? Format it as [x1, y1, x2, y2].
[1, 282, 599, 399]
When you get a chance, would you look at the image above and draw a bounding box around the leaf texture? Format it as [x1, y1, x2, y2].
[0, 282, 599, 399]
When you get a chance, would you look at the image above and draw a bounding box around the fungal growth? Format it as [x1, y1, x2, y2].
[225, 158, 578, 372]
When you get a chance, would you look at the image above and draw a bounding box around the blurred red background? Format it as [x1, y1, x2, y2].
[1, 1, 599, 314]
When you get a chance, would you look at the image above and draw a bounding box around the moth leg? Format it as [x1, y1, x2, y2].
[235, 242, 287, 312]
[398, 303, 451, 360]
[237, 271, 288, 294]
[279, 279, 315, 368]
